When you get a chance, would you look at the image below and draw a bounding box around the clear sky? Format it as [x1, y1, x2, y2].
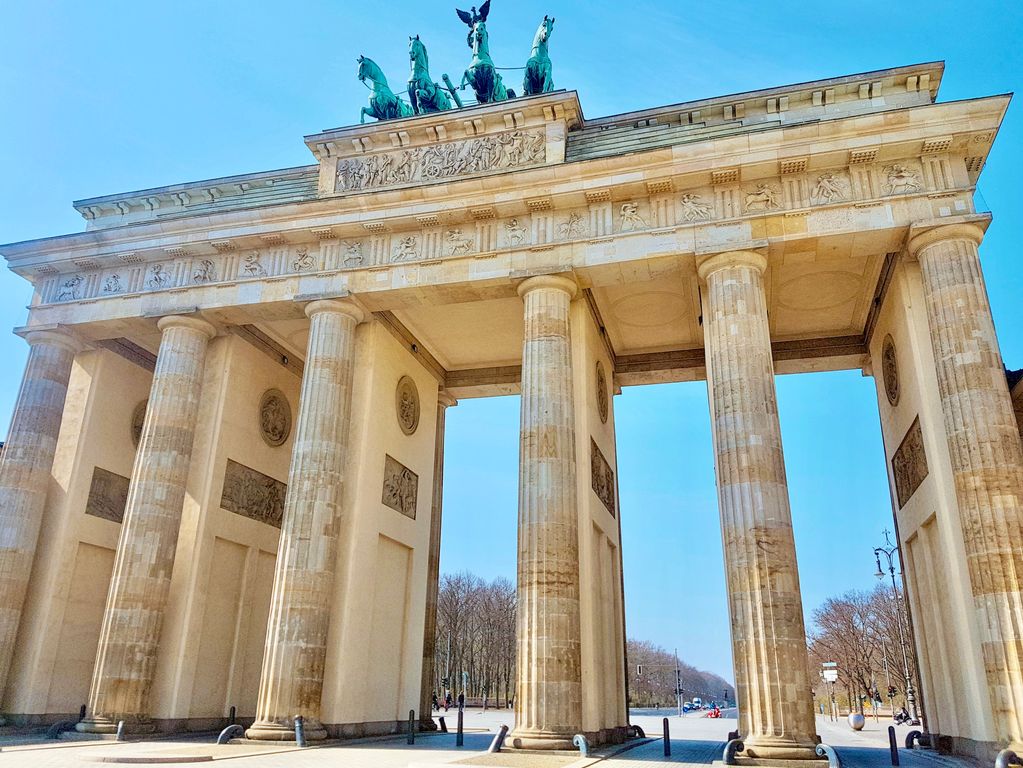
[2, 1, 1022, 682]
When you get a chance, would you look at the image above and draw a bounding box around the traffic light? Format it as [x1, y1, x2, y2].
[442, 677, 450, 688]
[887, 685, 897, 698]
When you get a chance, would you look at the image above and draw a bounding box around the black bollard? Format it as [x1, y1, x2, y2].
[663, 717, 671, 757]
[456, 708, 464, 747]
[407, 709, 416, 745]
[229, 705, 236, 725]
[295, 715, 307, 747]
[888, 725, 900, 766]
[78, 704, 86, 723]
[438, 716, 448, 733]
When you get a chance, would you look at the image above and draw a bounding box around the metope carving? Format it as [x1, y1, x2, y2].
[243, 252, 266, 277]
[558, 212, 586, 239]
[446, 229, 475, 255]
[884, 164, 922, 195]
[85, 467, 130, 524]
[679, 193, 712, 222]
[147, 264, 171, 290]
[892, 417, 928, 508]
[590, 438, 616, 516]
[343, 241, 364, 266]
[334, 129, 545, 193]
[102, 274, 123, 294]
[220, 459, 286, 528]
[882, 335, 900, 406]
[619, 202, 646, 232]
[193, 259, 217, 284]
[292, 247, 315, 272]
[392, 235, 420, 262]
[744, 184, 780, 211]
[811, 173, 847, 204]
[259, 389, 292, 447]
[382, 454, 418, 519]
[56, 275, 83, 301]
[505, 218, 528, 245]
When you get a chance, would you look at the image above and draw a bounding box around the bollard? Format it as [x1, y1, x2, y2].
[229, 705, 236, 725]
[438, 716, 448, 733]
[294, 715, 307, 747]
[78, 704, 87, 722]
[573, 734, 590, 757]
[488, 724, 509, 753]
[456, 708, 464, 747]
[217, 724, 244, 744]
[888, 726, 900, 766]
[407, 709, 416, 745]
[995, 749, 1022, 768]
[662, 717, 671, 757]
[115, 720, 126, 742]
[816, 743, 842, 768]
[723, 739, 745, 765]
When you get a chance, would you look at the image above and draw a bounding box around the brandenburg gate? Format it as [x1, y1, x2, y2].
[0, 48, 1021, 762]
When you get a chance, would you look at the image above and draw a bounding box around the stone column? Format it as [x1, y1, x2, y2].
[419, 391, 456, 730]
[0, 329, 80, 697]
[78, 315, 216, 734]
[509, 275, 582, 750]
[909, 223, 1023, 750]
[246, 299, 364, 741]
[697, 251, 818, 760]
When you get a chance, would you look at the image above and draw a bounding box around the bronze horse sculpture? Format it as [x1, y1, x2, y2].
[457, 1, 514, 103]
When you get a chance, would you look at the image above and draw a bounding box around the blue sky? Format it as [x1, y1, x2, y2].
[2, 1, 1022, 680]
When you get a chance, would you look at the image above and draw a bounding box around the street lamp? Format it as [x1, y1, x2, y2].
[873, 529, 919, 722]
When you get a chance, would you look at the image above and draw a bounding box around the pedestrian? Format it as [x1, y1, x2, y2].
[445, 691, 452, 711]
[458, 691, 465, 710]
[483, 692, 488, 711]
[432, 692, 439, 711]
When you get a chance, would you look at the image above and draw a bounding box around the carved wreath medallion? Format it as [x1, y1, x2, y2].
[596, 361, 609, 424]
[259, 389, 292, 447]
[131, 400, 148, 448]
[882, 335, 900, 406]
[396, 375, 420, 436]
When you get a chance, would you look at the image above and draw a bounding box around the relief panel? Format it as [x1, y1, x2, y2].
[892, 417, 928, 508]
[220, 459, 287, 528]
[590, 438, 616, 516]
[85, 467, 130, 524]
[382, 454, 418, 519]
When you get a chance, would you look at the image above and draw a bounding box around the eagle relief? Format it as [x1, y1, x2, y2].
[335, 129, 546, 193]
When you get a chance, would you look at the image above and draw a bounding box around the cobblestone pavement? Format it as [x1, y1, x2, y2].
[0, 710, 980, 768]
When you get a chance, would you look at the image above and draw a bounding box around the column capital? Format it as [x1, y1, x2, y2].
[908, 222, 985, 257]
[156, 314, 217, 339]
[438, 390, 458, 409]
[21, 328, 83, 354]
[304, 298, 365, 324]
[696, 250, 768, 283]
[516, 274, 578, 300]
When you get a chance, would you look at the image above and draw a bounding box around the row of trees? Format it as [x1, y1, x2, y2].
[807, 583, 919, 714]
[432, 571, 734, 710]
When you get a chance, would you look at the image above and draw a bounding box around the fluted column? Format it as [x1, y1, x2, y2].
[909, 223, 1023, 750]
[0, 329, 80, 698]
[78, 315, 216, 733]
[246, 299, 364, 741]
[509, 275, 582, 750]
[419, 391, 457, 729]
[698, 251, 818, 760]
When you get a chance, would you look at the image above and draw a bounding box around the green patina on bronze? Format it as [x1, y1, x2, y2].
[357, 1, 558, 122]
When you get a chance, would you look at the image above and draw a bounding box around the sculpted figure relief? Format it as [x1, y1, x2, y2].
[193, 259, 217, 283]
[56, 275, 83, 301]
[812, 172, 847, 204]
[558, 212, 586, 239]
[292, 247, 314, 272]
[884, 164, 922, 195]
[147, 264, 170, 290]
[679, 193, 712, 222]
[619, 202, 647, 232]
[392, 235, 420, 262]
[102, 274, 123, 294]
[335, 129, 545, 193]
[505, 217, 528, 245]
[382, 455, 418, 519]
[745, 183, 780, 211]
[243, 252, 266, 277]
[447, 229, 475, 255]
[343, 241, 364, 266]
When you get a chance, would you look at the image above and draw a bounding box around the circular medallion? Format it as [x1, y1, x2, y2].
[882, 335, 900, 406]
[259, 389, 292, 447]
[131, 400, 148, 448]
[596, 361, 609, 424]
[396, 375, 420, 436]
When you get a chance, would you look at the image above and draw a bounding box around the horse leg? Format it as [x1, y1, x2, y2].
[360, 107, 369, 124]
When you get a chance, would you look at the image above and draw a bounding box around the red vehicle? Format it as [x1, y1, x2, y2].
[706, 706, 722, 718]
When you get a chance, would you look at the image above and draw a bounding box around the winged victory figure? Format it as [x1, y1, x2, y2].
[456, 0, 491, 27]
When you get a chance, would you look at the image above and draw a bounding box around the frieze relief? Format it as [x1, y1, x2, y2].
[40, 156, 961, 304]
[85, 466, 131, 524]
[892, 417, 928, 508]
[590, 438, 616, 516]
[220, 458, 286, 528]
[334, 129, 546, 194]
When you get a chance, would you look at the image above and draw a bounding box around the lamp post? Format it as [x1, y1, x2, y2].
[873, 529, 919, 722]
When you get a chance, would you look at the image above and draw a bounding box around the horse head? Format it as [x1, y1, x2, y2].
[534, 15, 555, 46]
[409, 35, 428, 70]
[357, 55, 385, 89]
[469, 20, 489, 57]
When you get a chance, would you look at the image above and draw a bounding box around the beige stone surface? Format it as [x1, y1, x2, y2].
[697, 251, 818, 759]
[78, 315, 217, 733]
[909, 223, 1023, 751]
[247, 300, 364, 741]
[0, 330, 79, 698]
[509, 275, 582, 750]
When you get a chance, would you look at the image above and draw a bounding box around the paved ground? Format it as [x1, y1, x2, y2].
[0, 709, 978, 768]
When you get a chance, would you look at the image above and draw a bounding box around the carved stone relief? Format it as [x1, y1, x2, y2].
[102, 274, 124, 294]
[259, 389, 292, 447]
[343, 241, 364, 266]
[557, 212, 586, 239]
[596, 361, 609, 424]
[147, 264, 170, 290]
[679, 193, 712, 222]
[811, 173, 847, 204]
[396, 375, 420, 435]
[292, 247, 315, 272]
[220, 459, 286, 528]
[446, 229, 475, 256]
[243, 252, 266, 277]
[85, 467, 130, 524]
[335, 129, 546, 193]
[590, 438, 616, 516]
[883, 164, 922, 195]
[892, 417, 928, 508]
[56, 275, 84, 301]
[882, 335, 900, 406]
[744, 183, 780, 211]
[619, 202, 647, 232]
[131, 400, 148, 448]
[382, 454, 418, 519]
[392, 235, 420, 262]
[504, 218, 529, 245]
[193, 259, 217, 284]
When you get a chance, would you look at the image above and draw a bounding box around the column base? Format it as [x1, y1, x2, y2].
[245, 718, 328, 741]
[741, 735, 822, 761]
[76, 715, 156, 735]
[506, 727, 578, 750]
